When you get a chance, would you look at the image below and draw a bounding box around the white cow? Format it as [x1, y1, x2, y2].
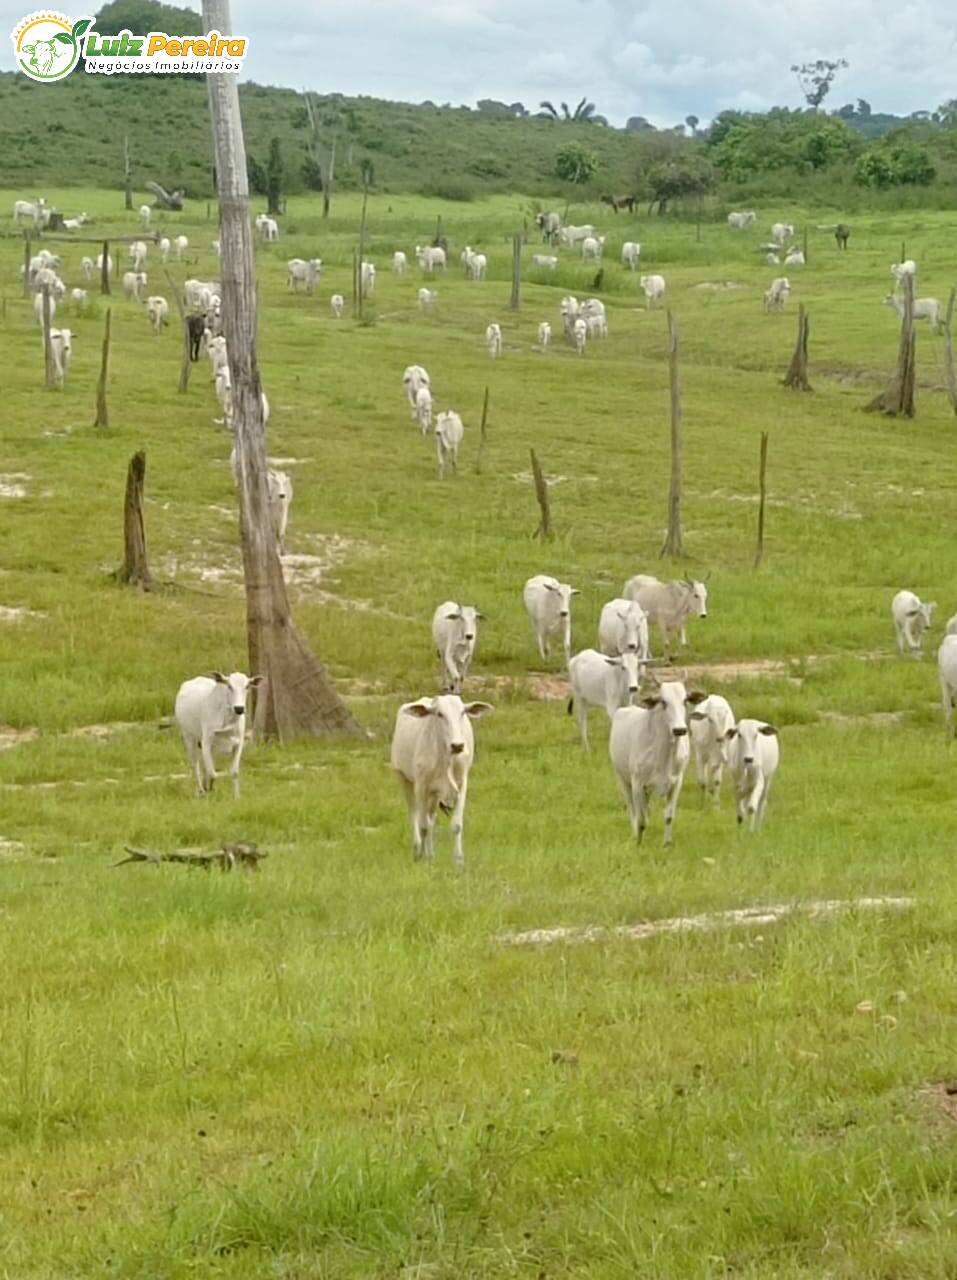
[688, 693, 735, 805]
[361, 261, 376, 296]
[938, 635, 957, 735]
[522, 575, 579, 664]
[568, 648, 642, 751]
[330, 293, 345, 318]
[598, 599, 650, 668]
[81, 256, 95, 280]
[726, 718, 780, 831]
[784, 248, 805, 266]
[532, 254, 558, 270]
[47, 327, 73, 386]
[122, 270, 147, 301]
[892, 589, 936, 657]
[390, 694, 493, 867]
[258, 217, 279, 241]
[173, 671, 263, 798]
[485, 322, 502, 358]
[623, 574, 709, 657]
[432, 602, 483, 693]
[159, 237, 171, 262]
[33, 292, 56, 326]
[537, 321, 552, 348]
[763, 277, 790, 313]
[392, 250, 408, 275]
[96, 251, 114, 276]
[621, 241, 641, 269]
[174, 235, 189, 260]
[414, 384, 433, 434]
[212, 238, 221, 257]
[639, 274, 666, 308]
[62, 212, 89, 230]
[466, 251, 487, 281]
[435, 410, 464, 478]
[129, 240, 148, 270]
[609, 677, 706, 845]
[139, 204, 152, 228]
[581, 235, 605, 261]
[771, 222, 794, 245]
[536, 211, 562, 242]
[418, 287, 438, 310]
[287, 258, 322, 292]
[403, 365, 431, 419]
[559, 224, 596, 247]
[891, 260, 917, 286]
[145, 295, 169, 334]
[267, 469, 293, 553]
[70, 287, 88, 310]
[416, 245, 446, 273]
[727, 211, 756, 230]
[13, 198, 46, 226]
[572, 317, 587, 355]
[883, 294, 942, 330]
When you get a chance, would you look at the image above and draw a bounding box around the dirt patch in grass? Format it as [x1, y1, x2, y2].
[0, 474, 29, 498]
[0, 605, 44, 623]
[818, 710, 906, 728]
[0, 725, 39, 751]
[68, 722, 139, 741]
[690, 281, 747, 291]
[161, 533, 368, 593]
[0, 837, 27, 860]
[921, 1082, 957, 1125]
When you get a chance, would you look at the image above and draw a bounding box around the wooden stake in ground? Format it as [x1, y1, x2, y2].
[530, 448, 552, 540]
[509, 233, 522, 311]
[943, 287, 957, 417]
[123, 134, 134, 211]
[475, 386, 490, 473]
[865, 273, 916, 417]
[115, 451, 153, 590]
[660, 310, 684, 559]
[803, 225, 808, 265]
[41, 285, 55, 389]
[356, 165, 371, 320]
[164, 267, 192, 392]
[783, 303, 812, 391]
[94, 308, 111, 427]
[754, 431, 769, 569]
[204, 0, 358, 740]
[100, 239, 111, 296]
[22, 235, 31, 299]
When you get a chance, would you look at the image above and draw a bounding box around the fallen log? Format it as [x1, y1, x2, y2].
[114, 841, 265, 871]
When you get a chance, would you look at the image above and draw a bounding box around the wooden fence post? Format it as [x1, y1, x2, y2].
[783, 303, 812, 390]
[509, 234, 522, 311]
[944, 287, 957, 416]
[100, 239, 111, 296]
[22, 235, 31, 299]
[41, 285, 55, 388]
[123, 134, 134, 211]
[865, 273, 916, 417]
[660, 310, 684, 558]
[115, 451, 153, 590]
[754, 431, 769, 569]
[475, 386, 490, 473]
[803, 225, 808, 265]
[94, 309, 112, 427]
[530, 448, 551, 539]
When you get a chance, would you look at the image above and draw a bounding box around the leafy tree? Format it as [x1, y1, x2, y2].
[555, 141, 598, 184]
[857, 98, 872, 118]
[94, 0, 202, 35]
[790, 58, 849, 110]
[300, 155, 322, 191]
[265, 137, 283, 215]
[893, 144, 936, 184]
[707, 107, 858, 179]
[935, 99, 957, 125]
[854, 150, 896, 188]
[854, 142, 936, 188]
[646, 154, 713, 212]
[685, 114, 700, 136]
[538, 97, 608, 125]
[247, 153, 267, 195]
[625, 116, 655, 132]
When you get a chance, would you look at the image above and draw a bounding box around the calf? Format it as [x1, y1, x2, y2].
[572, 317, 587, 355]
[688, 693, 735, 805]
[883, 293, 942, 330]
[763, 277, 790, 312]
[537, 321, 552, 347]
[432, 602, 483, 693]
[485, 322, 503, 358]
[892, 589, 935, 657]
[609, 677, 706, 845]
[330, 293, 345, 318]
[47, 327, 73, 387]
[725, 718, 780, 831]
[122, 270, 147, 302]
[414, 384, 433, 435]
[390, 694, 493, 866]
[568, 647, 642, 751]
[392, 250, 408, 275]
[403, 364, 430, 418]
[145, 295, 169, 334]
[435, 410, 464, 477]
[173, 671, 263, 798]
[621, 241, 641, 269]
[418, 288, 438, 310]
[639, 274, 665, 308]
[523, 575, 578, 664]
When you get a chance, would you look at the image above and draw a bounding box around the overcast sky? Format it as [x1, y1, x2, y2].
[4, 0, 955, 124]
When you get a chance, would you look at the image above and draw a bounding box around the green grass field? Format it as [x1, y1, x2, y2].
[2, 187, 957, 1278]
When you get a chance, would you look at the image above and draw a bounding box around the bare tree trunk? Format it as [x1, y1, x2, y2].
[204, 0, 357, 740]
[754, 431, 769, 569]
[164, 267, 192, 392]
[660, 311, 684, 559]
[509, 234, 522, 311]
[351, 248, 359, 320]
[944, 288, 957, 416]
[803, 225, 808, 265]
[22, 235, 31, 299]
[783, 303, 812, 390]
[475, 386, 490, 473]
[41, 285, 55, 388]
[116, 451, 153, 589]
[357, 178, 369, 319]
[100, 239, 111, 296]
[123, 134, 134, 211]
[866, 273, 916, 417]
[530, 448, 552, 540]
[94, 309, 112, 427]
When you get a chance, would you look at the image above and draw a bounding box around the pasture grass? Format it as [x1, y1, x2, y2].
[2, 188, 957, 1276]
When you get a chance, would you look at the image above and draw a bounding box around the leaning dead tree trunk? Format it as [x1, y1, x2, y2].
[866, 272, 916, 417]
[204, 0, 358, 740]
[94, 309, 112, 427]
[660, 310, 684, 558]
[754, 431, 769, 569]
[123, 134, 134, 211]
[509, 233, 522, 310]
[944, 287, 957, 416]
[783, 303, 812, 391]
[116, 451, 153, 590]
[530, 448, 552, 539]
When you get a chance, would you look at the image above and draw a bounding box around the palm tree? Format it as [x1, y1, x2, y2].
[537, 96, 608, 125]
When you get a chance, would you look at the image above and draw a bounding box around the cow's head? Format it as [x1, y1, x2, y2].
[725, 719, 777, 766]
[606, 648, 641, 697]
[212, 671, 264, 718]
[402, 695, 493, 754]
[640, 679, 706, 738]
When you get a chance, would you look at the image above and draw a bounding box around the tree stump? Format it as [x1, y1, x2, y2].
[660, 310, 684, 558]
[783, 303, 812, 390]
[866, 274, 916, 417]
[116, 451, 153, 590]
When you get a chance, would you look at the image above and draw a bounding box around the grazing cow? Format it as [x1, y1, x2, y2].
[392, 250, 408, 275]
[621, 241, 641, 269]
[771, 222, 794, 245]
[330, 293, 345, 318]
[418, 287, 438, 310]
[598, 598, 650, 669]
[187, 314, 206, 361]
[414, 384, 433, 434]
[145, 295, 169, 334]
[784, 248, 805, 266]
[360, 261, 376, 296]
[523, 575, 579, 664]
[81, 256, 95, 281]
[415, 244, 446, 273]
[601, 193, 637, 213]
[70, 287, 88, 310]
[884, 294, 942, 330]
[13, 198, 46, 226]
[537, 321, 552, 347]
[129, 240, 148, 270]
[559, 224, 596, 247]
[727, 211, 756, 230]
[568, 647, 642, 750]
[485, 322, 502, 358]
[266, 469, 293, 553]
[535, 210, 562, 243]
[834, 223, 850, 249]
[122, 270, 147, 302]
[891, 589, 935, 657]
[725, 719, 780, 831]
[159, 237, 171, 262]
[435, 410, 464, 478]
[763, 276, 790, 312]
[96, 251, 113, 276]
[572, 316, 587, 355]
[609, 677, 707, 844]
[287, 258, 322, 292]
[173, 671, 263, 798]
[623, 574, 708, 657]
[639, 274, 665, 308]
[689, 693, 736, 805]
[390, 694, 493, 866]
[403, 365, 431, 419]
[258, 216, 279, 241]
[47, 327, 73, 386]
[532, 254, 558, 270]
[432, 602, 483, 693]
[581, 235, 605, 261]
[938, 635, 957, 736]
[62, 212, 89, 230]
[139, 204, 152, 228]
[174, 235, 189, 260]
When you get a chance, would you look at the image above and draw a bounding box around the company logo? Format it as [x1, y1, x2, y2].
[11, 12, 90, 82]
[10, 11, 247, 79]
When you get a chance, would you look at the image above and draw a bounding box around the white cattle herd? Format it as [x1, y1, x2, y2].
[13, 196, 946, 865]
